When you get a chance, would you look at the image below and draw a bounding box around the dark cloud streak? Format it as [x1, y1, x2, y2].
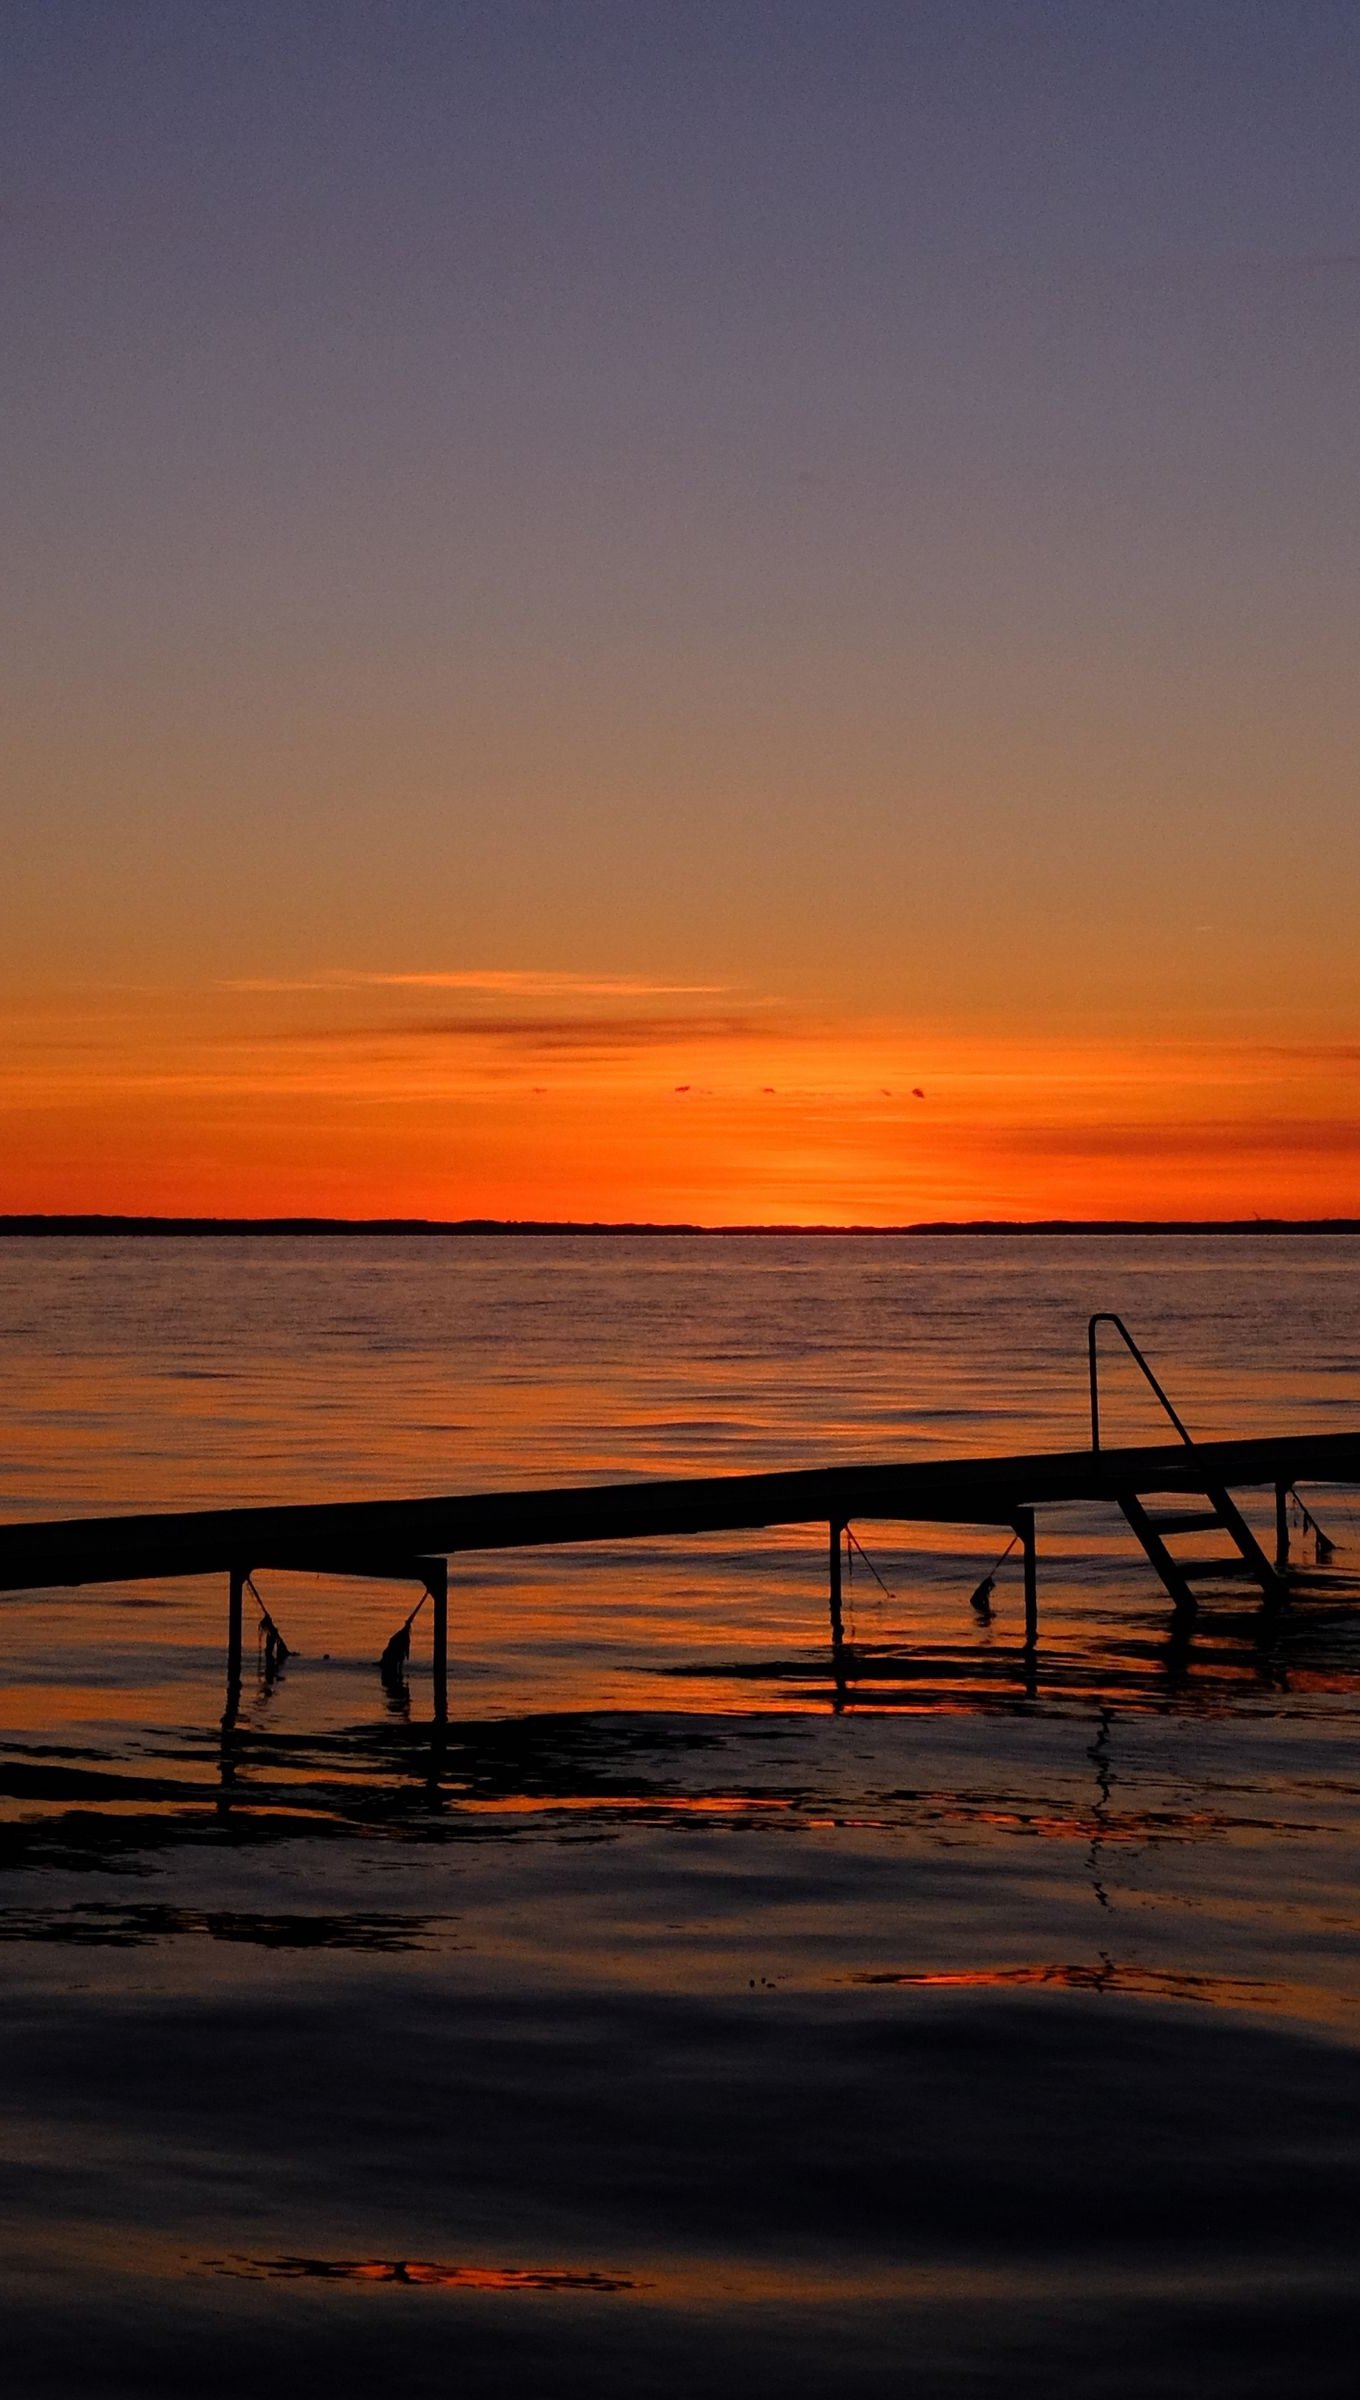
[279, 1010, 808, 1055]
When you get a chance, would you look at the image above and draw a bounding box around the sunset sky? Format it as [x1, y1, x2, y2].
[4, 1, 1358, 1221]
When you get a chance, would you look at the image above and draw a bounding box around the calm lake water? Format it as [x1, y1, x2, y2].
[3, 1233, 1360, 2397]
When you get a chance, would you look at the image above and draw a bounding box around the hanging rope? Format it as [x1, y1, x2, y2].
[1289, 1487, 1336, 1563]
[967, 1532, 1019, 1617]
[845, 1525, 897, 1605]
[842, 1524, 1020, 1638]
[246, 1574, 292, 1672]
[380, 1591, 427, 1685]
[847, 1526, 896, 1645]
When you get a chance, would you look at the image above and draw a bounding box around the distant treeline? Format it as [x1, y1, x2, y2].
[2, 1216, 1359, 1239]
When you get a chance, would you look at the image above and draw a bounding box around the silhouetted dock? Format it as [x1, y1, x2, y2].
[3, 1320, 1357, 1716]
[6, 1428, 1360, 1595]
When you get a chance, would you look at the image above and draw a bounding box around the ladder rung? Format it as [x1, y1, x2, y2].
[1178, 1556, 1258, 1579]
[1141, 1510, 1224, 1534]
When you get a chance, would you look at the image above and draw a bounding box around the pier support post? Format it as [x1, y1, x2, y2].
[1275, 1482, 1290, 1573]
[225, 1563, 246, 1723]
[828, 1519, 847, 1687]
[1016, 1511, 1038, 1651]
[428, 1557, 449, 1722]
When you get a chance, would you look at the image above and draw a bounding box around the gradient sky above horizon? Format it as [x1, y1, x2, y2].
[3, 1, 1359, 1221]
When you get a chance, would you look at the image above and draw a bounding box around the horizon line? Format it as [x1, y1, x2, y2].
[3, 1214, 1359, 1239]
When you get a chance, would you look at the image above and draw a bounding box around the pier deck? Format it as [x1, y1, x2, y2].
[3, 1428, 1359, 1594]
[4, 1424, 1360, 1716]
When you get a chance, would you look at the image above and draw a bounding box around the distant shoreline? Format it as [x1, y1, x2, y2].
[2, 1215, 1358, 1238]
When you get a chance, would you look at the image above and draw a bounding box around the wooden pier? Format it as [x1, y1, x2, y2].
[2, 1323, 1356, 1717]
[2, 1426, 1359, 1709]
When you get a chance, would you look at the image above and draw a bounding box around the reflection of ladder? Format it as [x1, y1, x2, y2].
[1089, 1316, 1289, 1612]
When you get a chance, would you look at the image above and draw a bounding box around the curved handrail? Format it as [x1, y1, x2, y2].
[1087, 1314, 1194, 1453]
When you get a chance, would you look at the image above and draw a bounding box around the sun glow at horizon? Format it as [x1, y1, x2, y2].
[2, 971, 1356, 1224]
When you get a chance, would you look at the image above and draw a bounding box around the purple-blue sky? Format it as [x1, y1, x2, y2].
[3, 3, 1359, 1217]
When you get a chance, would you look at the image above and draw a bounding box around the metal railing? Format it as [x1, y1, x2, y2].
[1087, 1314, 1194, 1452]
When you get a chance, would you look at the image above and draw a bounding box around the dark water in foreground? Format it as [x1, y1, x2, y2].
[3, 1234, 1360, 2396]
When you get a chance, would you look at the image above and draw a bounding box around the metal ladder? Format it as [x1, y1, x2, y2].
[1088, 1315, 1289, 1612]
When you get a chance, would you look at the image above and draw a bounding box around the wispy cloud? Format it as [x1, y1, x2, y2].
[225, 969, 729, 999]
[1258, 1043, 1360, 1067]
[292, 1010, 797, 1054]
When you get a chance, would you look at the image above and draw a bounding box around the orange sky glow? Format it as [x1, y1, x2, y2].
[4, 13, 1358, 1225]
[4, 975, 1356, 1222]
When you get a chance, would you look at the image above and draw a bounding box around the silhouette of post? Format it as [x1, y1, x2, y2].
[225, 1563, 246, 1724]
[828, 1519, 846, 1682]
[1274, 1481, 1290, 1571]
[428, 1556, 448, 1720]
[1017, 1510, 1038, 1650]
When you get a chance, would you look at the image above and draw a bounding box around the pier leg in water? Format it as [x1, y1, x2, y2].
[1275, 1481, 1290, 1574]
[428, 1556, 449, 1722]
[1015, 1510, 1038, 1652]
[224, 1563, 246, 1727]
[828, 1519, 847, 1692]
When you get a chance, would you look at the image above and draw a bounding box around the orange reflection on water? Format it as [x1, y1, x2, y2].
[852, 1962, 1283, 2005]
[216, 2252, 1031, 2305]
[227, 2255, 642, 2291]
[965, 1805, 1199, 1842]
[452, 1792, 795, 1816]
[0, 1684, 178, 1730]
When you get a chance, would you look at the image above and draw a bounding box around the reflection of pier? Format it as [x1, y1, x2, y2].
[2, 1424, 1358, 1719]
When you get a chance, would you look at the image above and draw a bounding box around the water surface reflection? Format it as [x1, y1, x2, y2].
[3, 1236, 1360, 2395]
